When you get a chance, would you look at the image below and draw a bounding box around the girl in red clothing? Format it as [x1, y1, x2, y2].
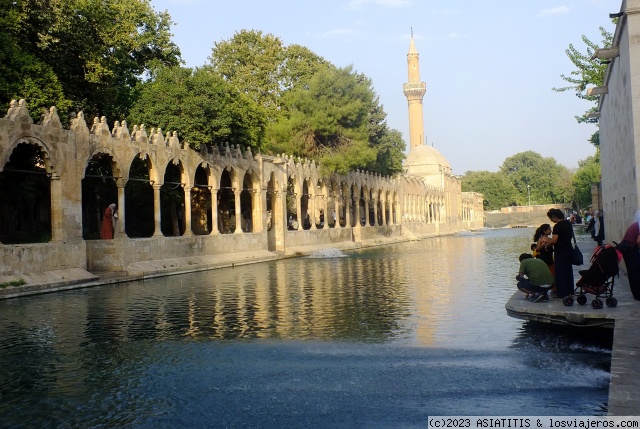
[100, 203, 117, 239]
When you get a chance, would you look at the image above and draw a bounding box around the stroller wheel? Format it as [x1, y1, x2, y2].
[577, 295, 587, 305]
[606, 297, 618, 308]
[563, 296, 574, 306]
[592, 299, 603, 310]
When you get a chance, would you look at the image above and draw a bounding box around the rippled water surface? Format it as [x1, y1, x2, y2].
[0, 228, 612, 428]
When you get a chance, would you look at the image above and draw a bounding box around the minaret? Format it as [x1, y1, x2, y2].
[403, 31, 427, 150]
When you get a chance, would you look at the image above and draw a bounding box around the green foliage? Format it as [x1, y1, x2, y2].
[461, 170, 519, 210]
[265, 65, 404, 175]
[209, 29, 327, 122]
[0, 279, 26, 288]
[553, 25, 612, 147]
[572, 154, 601, 209]
[0, 0, 181, 121]
[499, 151, 569, 205]
[128, 66, 266, 149]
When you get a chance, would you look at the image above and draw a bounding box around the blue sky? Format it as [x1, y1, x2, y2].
[150, 0, 617, 175]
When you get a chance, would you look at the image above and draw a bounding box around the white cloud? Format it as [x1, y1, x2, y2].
[536, 6, 570, 17]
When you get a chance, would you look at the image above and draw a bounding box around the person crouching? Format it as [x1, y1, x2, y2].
[516, 253, 555, 302]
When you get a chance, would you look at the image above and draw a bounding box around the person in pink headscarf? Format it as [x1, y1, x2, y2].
[620, 210, 640, 300]
[100, 203, 117, 239]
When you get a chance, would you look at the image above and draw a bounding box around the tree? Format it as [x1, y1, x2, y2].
[0, 0, 181, 121]
[553, 26, 613, 147]
[499, 151, 569, 205]
[461, 170, 519, 210]
[128, 66, 266, 150]
[266, 65, 402, 174]
[209, 29, 327, 122]
[572, 155, 601, 209]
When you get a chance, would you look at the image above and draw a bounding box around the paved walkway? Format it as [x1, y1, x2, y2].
[505, 233, 640, 415]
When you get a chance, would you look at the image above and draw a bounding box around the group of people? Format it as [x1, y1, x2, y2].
[517, 208, 574, 303]
[516, 208, 640, 303]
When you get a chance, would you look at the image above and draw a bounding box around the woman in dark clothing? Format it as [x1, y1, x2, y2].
[621, 210, 640, 300]
[534, 223, 555, 293]
[545, 209, 574, 298]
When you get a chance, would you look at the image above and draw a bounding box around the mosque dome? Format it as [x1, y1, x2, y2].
[404, 144, 452, 176]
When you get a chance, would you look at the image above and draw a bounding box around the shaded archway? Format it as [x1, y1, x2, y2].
[125, 155, 154, 238]
[301, 179, 310, 230]
[192, 164, 212, 235]
[240, 171, 254, 233]
[286, 176, 298, 230]
[82, 153, 118, 239]
[161, 162, 185, 236]
[217, 169, 235, 234]
[0, 142, 51, 243]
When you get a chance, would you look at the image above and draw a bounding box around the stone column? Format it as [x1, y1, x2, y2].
[183, 187, 193, 236]
[334, 196, 341, 228]
[116, 178, 127, 237]
[153, 183, 162, 236]
[363, 198, 369, 227]
[310, 191, 317, 230]
[234, 189, 242, 234]
[294, 194, 301, 230]
[322, 193, 328, 230]
[372, 198, 378, 226]
[50, 174, 63, 241]
[345, 194, 351, 228]
[210, 188, 219, 235]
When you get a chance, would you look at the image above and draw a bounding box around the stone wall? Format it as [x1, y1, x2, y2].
[0, 100, 485, 278]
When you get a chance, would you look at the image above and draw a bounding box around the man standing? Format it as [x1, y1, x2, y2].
[516, 253, 555, 302]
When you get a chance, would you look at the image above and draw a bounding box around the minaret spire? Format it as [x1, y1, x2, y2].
[403, 31, 427, 150]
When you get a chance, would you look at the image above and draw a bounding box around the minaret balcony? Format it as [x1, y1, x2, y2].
[403, 82, 426, 99]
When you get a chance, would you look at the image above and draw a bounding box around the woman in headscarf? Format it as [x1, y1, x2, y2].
[100, 203, 117, 239]
[621, 210, 640, 300]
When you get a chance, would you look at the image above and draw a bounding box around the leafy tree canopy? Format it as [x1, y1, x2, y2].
[0, 0, 181, 122]
[209, 29, 328, 122]
[461, 170, 519, 211]
[553, 25, 613, 148]
[572, 154, 601, 209]
[499, 151, 569, 205]
[264, 64, 404, 175]
[128, 66, 266, 150]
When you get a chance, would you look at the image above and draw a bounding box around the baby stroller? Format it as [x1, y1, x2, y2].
[563, 244, 622, 309]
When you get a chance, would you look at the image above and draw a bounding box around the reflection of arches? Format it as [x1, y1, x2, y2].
[192, 164, 212, 235]
[125, 154, 154, 238]
[161, 161, 185, 236]
[0, 142, 52, 243]
[218, 168, 235, 234]
[82, 152, 118, 239]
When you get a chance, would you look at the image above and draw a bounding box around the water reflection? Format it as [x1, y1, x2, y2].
[0, 228, 612, 424]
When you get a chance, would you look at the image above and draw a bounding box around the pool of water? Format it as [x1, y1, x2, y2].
[0, 228, 612, 427]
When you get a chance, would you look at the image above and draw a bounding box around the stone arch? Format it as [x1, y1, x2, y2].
[160, 159, 187, 236]
[192, 163, 213, 235]
[286, 175, 299, 230]
[125, 153, 154, 238]
[217, 167, 237, 234]
[315, 178, 326, 229]
[82, 150, 119, 239]
[240, 169, 259, 233]
[301, 178, 312, 230]
[0, 140, 53, 243]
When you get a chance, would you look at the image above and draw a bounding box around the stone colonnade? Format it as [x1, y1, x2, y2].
[0, 101, 485, 276]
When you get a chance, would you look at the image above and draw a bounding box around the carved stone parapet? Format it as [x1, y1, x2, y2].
[42, 106, 62, 129]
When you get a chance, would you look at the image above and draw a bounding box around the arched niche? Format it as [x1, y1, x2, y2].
[0, 142, 52, 243]
[161, 160, 186, 236]
[125, 154, 154, 238]
[82, 151, 119, 239]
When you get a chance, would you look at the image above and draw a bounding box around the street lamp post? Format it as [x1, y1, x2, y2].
[527, 184, 531, 206]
